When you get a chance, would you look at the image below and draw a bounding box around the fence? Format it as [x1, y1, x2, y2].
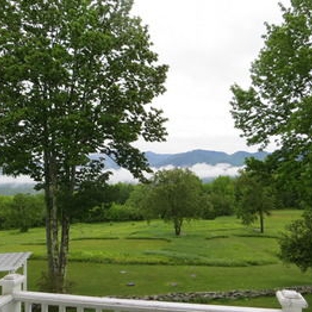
[0, 274, 308, 312]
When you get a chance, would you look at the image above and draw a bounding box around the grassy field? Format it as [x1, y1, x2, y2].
[0, 210, 311, 310]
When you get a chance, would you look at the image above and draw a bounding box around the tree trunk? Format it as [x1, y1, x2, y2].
[43, 153, 70, 293]
[58, 213, 70, 292]
[42, 145, 76, 293]
[174, 218, 183, 236]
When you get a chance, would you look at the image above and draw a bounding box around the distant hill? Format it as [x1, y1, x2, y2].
[88, 149, 269, 169]
[144, 149, 268, 168]
[0, 149, 270, 192]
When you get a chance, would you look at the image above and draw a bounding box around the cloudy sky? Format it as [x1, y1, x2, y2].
[1, 1, 292, 187]
[132, 0, 290, 154]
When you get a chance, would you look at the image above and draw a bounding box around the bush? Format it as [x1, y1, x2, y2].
[104, 203, 144, 222]
[3, 193, 45, 232]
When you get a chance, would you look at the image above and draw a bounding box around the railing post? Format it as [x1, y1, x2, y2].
[0, 274, 25, 312]
[276, 290, 308, 312]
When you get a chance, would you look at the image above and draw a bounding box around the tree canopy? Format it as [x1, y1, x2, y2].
[230, 0, 312, 266]
[234, 158, 276, 233]
[231, 0, 312, 157]
[279, 210, 312, 272]
[0, 0, 168, 291]
[143, 168, 203, 236]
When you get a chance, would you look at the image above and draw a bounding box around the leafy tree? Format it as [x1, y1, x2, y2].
[0, 195, 13, 229]
[0, 0, 167, 292]
[263, 150, 302, 210]
[204, 176, 235, 216]
[198, 192, 215, 220]
[230, 0, 312, 195]
[104, 202, 144, 221]
[279, 210, 312, 272]
[230, 0, 312, 261]
[125, 183, 154, 221]
[230, 1, 312, 155]
[5, 193, 45, 232]
[144, 168, 203, 236]
[65, 164, 114, 223]
[111, 183, 134, 205]
[234, 158, 276, 233]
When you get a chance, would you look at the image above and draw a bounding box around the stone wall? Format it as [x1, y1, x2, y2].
[127, 286, 312, 303]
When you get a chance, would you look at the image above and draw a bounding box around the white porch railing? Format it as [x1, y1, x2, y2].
[0, 274, 308, 312]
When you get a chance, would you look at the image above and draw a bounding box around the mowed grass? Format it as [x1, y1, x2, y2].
[1, 209, 312, 310]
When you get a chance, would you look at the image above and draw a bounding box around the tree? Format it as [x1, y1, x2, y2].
[5, 193, 45, 232]
[279, 210, 312, 272]
[230, 0, 312, 262]
[0, 195, 13, 229]
[230, 0, 312, 183]
[204, 176, 235, 216]
[235, 170, 274, 233]
[125, 183, 154, 221]
[231, 1, 312, 154]
[0, 0, 167, 292]
[234, 158, 276, 233]
[144, 168, 203, 236]
[111, 183, 134, 205]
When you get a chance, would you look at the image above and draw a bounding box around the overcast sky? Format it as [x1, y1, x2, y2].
[132, 0, 290, 154]
[1, 1, 293, 187]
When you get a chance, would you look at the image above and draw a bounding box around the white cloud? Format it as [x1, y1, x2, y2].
[107, 168, 138, 184]
[131, 0, 290, 154]
[107, 163, 242, 184]
[0, 175, 35, 186]
[0, 163, 242, 188]
[189, 163, 242, 179]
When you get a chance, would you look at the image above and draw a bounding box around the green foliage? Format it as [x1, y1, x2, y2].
[143, 168, 204, 235]
[0, 0, 168, 290]
[199, 192, 216, 220]
[104, 203, 144, 222]
[0, 194, 45, 232]
[111, 183, 134, 205]
[235, 160, 276, 233]
[279, 209, 312, 272]
[231, 1, 312, 148]
[70, 180, 136, 223]
[204, 176, 235, 216]
[230, 0, 312, 208]
[125, 183, 156, 221]
[0, 195, 13, 229]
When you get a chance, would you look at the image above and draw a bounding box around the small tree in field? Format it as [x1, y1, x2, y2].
[235, 170, 274, 233]
[0, 0, 168, 292]
[234, 158, 276, 233]
[144, 168, 203, 236]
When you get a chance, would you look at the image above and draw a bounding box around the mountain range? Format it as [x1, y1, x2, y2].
[90, 149, 269, 169]
[0, 149, 269, 194]
[144, 149, 268, 168]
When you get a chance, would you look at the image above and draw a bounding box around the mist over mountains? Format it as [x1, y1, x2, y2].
[144, 149, 268, 168]
[89, 149, 268, 169]
[89, 149, 269, 184]
[0, 149, 269, 194]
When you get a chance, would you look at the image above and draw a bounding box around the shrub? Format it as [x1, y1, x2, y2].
[104, 203, 144, 222]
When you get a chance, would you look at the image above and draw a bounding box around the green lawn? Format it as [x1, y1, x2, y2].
[0, 210, 311, 310]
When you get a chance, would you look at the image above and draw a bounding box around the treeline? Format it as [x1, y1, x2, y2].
[0, 160, 300, 234]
